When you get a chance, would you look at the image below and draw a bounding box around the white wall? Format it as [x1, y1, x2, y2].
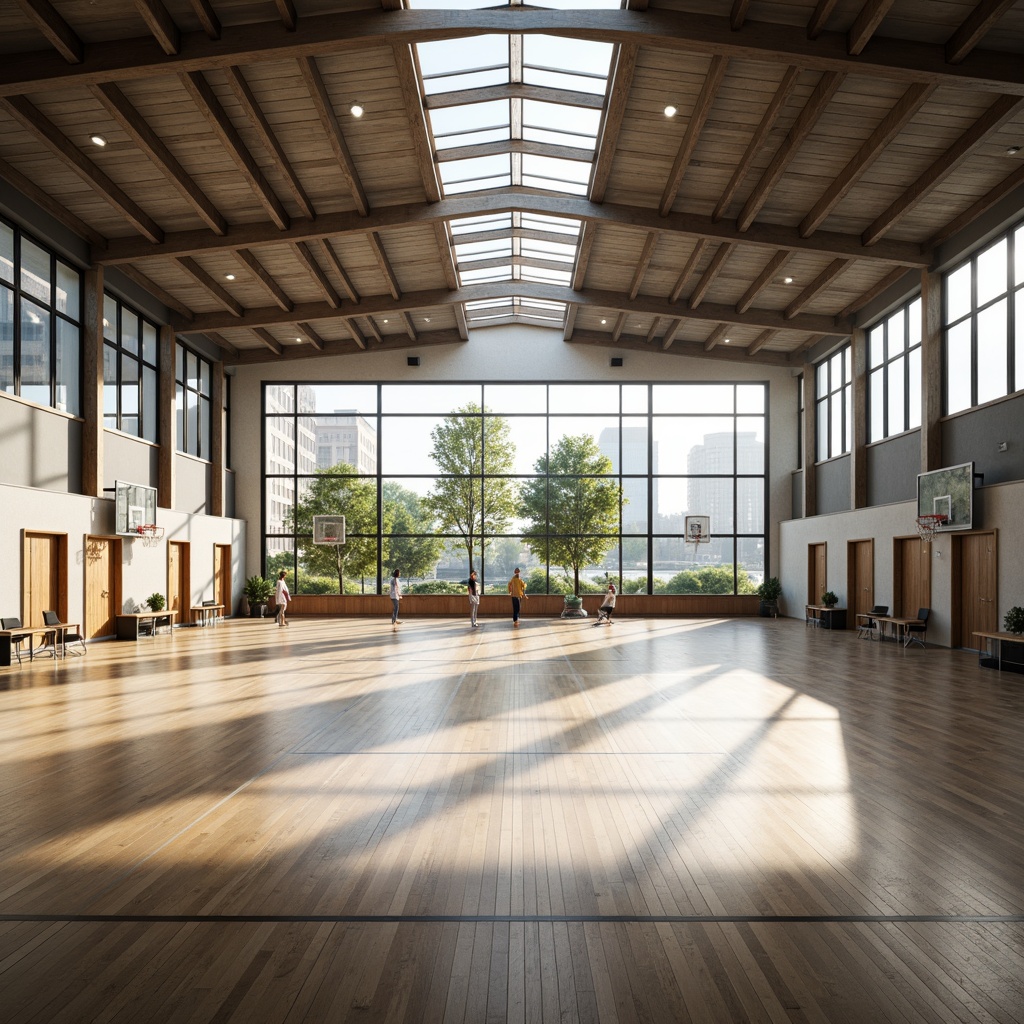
[779, 479, 1024, 648]
[229, 324, 800, 579]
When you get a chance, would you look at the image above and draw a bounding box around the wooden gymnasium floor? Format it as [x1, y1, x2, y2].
[1, 613, 1023, 1024]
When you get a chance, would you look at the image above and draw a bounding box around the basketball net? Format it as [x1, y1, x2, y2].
[915, 513, 947, 542]
[689, 524, 703, 557]
[136, 524, 164, 547]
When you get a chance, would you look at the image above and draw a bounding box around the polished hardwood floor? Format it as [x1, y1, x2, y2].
[1, 613, 1023, 1023]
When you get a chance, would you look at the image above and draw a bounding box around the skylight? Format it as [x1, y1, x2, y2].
[410, 6, 615, 328]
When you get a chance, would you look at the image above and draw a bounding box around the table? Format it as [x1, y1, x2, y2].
[116, 610, 178, 640]
[45, 622, 82, 658]
[973, 631, 1024, 672]
[855, 612, 882, 639]
[805, 605, 846, 629]
[0, 626, 52, 666]
[190, 604, 224, 627]
[872, 615, 926, 647]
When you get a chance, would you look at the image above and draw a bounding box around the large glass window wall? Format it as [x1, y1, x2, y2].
[263, 382, 768, 597]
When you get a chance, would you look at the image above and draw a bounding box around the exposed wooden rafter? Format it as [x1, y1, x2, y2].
[134, 0, 180, 56]
[14, 0, 82, 63]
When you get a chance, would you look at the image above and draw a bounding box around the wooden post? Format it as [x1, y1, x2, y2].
[210, 361, 225, 517]
[851, 326, 868, 508]
[802, 361, 817, 518]
[81, 266, 104, 497]
[920, 269, 943, 473]
[158, 326, 176, 509]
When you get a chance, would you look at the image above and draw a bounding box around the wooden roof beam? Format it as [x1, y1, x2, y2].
[747, 329, 776, 356]
[181, 71, 290, 230]
[202, 331, 239, 358]
[453, 304, 469, 341]
[945, 0, 1017, 65]
[737, 70, 844, 231]
[838, 265, 909, 319]
[799, 81, 935, 237]
[92, 82, 228, 236]
[235, 249, 294, 312]
[669, 239, 708, 303]
[315, 239, 360, 303]
[134, 0, 180, 56]
[119, 263, 194, 321]
[571, 222, 596, 291]
[298, 55, 369, 217]
[252, 328, 283, 355]
[175, 256, 244, 317]
[927, 160, 1024, 249]
[807, 0, 841, 40]
[847, 0, 896, 56]
[369, 232, 401, 300]
[275, 0, 297, 31]
[628, 232, 659, 301]
[862, 93, 1024, 245]
[590, 43, 638, 204]
[188, 0, 220, 40]
[703, 324, 730, 351]
[730, 1, 750, 31]
[689, 242, 735, 310]
[295, 322, 325, 351]
[0, 95, 163, 243]
[14, 0, 82, 63]
[292, 242, 342, 308]
[661, 318, 684, 350]
[736, 250, 792, 314]
[659, 55, 728, 216]
[392, 42, 442, 203]
[433, 222, 459, 291]
[223, 66, 315, 221]
[784, 258, 850, 319]
[344, 318, 367, 350]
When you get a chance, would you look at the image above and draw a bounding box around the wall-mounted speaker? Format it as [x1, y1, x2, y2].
[407, 356, 420, 366]
[610, 357, 624, 367]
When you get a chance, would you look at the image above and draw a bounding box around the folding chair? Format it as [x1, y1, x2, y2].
[1, 617, 29, 664]
[858, 604, 888, 640]
[42, 611, 87, 656]
[904, 608, 930, 649]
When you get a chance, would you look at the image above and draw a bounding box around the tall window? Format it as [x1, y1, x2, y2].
[797, 373, 804, 469]
[175, 342, 212, 458]
[0, 219, 81, 415]
[103, 295, 158, 440]
[262, 382, 768, 598]
[815, 344, 852, 461]
[868, 297, 922, 441]
[945, 220, 1023, 413]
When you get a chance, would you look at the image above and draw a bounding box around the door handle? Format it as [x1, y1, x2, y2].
[101, 590, 108, 597]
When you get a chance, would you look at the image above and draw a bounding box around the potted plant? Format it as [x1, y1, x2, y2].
[244, 575, 275, 618]
[1004, 606, 1024, 635]
[145, 593, 165, 611]
[756, 576, 782, 617]
[821, 591, 839, 608]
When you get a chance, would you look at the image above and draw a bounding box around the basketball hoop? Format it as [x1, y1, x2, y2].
[135, 523, 165, 547]
[684, 515, 711, 558]
[915, 513, 947, 542]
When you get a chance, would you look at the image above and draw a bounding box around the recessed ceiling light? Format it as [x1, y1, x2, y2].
[90, 134, 107, 147]
[350, 103, 364, 118]
[783, 276, 794, 284]
[600, 318, 607, 325]
[382, 319, 389, 324]
[295, 337, 302, 343]
[225, 274, 235, 281]
[724, 338, 731, 344]
[664, 105, 677, 118]
[423, 317, 430, 323]
[1007, 145, 1022, 156]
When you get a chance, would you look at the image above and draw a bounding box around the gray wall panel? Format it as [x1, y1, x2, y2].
[867, 431, 920, 506]
[815, 455, 851, 514]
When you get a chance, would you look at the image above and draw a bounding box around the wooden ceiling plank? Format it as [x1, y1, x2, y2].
[838, 265, 908, 319]
[798, 81, 935, 237]
[0, 154, 105, 246]
[275, 0, 297, 31]
[807, 0, 842, 40]
[292, 242, 342, 308]
[433, 222, 459, 291]
[628, 232, 659, 301]
[92, 82, 227, 236]
[223, 66, 315, 221]
[188, 0, 220, 40]
[928, 161, 1024, 249]
[235, 248, 294, 312]
[298, 55, 369, 217]
[659, 54, 728, 216]
[6, 10, 1024, 98]
[392, 42, 441, 203]
[296, 321, 325, 351]
[175, 281, 844, 337]
[590, 43, 638, 204]
[344, 317, 367, 350]
[689, 242, 735, 310]
[784, 258, 849, 319]
[703, 323, 729, 351]
[119, 263, 194, 321]
[253, 327, 283, 355]
[176, 256, 244, 317]
[730, 1, 750, 31]
[202, 331, 239, 358]
[945, 0, 1017, 65]
[568, 330, 791, 367]
[14, 0, 83, 63]
[315, 240, 360, 304]
[94, 192, 931, 270]
[1, 95, 164, 243]
[737, 69, 844, 232]
[714, 66, 799, 222]
[181, 71, 290, 231]
[368, 232, 401, 300]
[661, 317, 683, 350]
[134, 0, 181, 56]
[571, 222, 597, 291]
[847, 0, 897, 57]
[736, 250, 792, 313]
[746, 329, 776, 355]
[669, 239, 709, 303]
[862, 93, 1024, 245]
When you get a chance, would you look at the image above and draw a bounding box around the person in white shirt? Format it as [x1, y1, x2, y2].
[389, 569, 402, 628]
[594, 583, 616, 625]
[275, 570, 290, 627]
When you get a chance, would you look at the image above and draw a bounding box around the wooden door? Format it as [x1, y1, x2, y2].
[807, 543, 827, 605]
[893, 536, 930, 617]
[214, 544, 231, 616]
[168, 542, 190, 619]
[84, 536, 120, 638]
[846, 539, 873, 626]
[954, 531, 998, 649]
[22, 531, 68, 626]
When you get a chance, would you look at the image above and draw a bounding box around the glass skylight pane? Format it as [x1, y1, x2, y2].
[520, 299, 566, 312]
[440, 154, 511, 193]
[523, 100, 601, 145]
[522, 154, 590, 193]
[523, 240, 577, 260]
[430, 100, 510, 150]
[521, 214, 581, 234]
[523, 36, 612, 95]
[466, 298, 513, 311]
[455, 240, 513, 259]
[450, 214, 513, 234]
[423, 67, 509, 95]
[408, 0, 498, 7]
[521, 266, 572, 285]
[417, 35, 507, 77]
[536, 0, 620, 7]
[461, 266, 514, 283]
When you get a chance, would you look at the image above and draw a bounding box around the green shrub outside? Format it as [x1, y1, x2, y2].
[406, 580, 467, 595]
[659, 565, 758, 595]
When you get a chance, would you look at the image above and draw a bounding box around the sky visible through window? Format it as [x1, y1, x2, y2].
[407, 0, 617, 327]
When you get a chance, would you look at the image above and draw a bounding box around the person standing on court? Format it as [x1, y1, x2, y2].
[274, 569, 290, 627]
[389, 569, 402, 629]
[507, 567, 527, 628]
[467, 570, 481, 628]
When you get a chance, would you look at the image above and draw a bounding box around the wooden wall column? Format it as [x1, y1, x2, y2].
[802, 361, 817, 518]
[920, 269, 943, 473]
[81, 266, 104, 497]
[851, 326, 868, 509]
[158, 326, 176, 509]
[210, 362, 225, 518]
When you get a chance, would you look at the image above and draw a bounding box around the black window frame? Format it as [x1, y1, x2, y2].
[102, 293, 159, 440]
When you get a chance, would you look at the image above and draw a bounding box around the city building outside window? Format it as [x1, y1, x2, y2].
[815, 344, 851, 461]
[175, 342, 212, 458]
